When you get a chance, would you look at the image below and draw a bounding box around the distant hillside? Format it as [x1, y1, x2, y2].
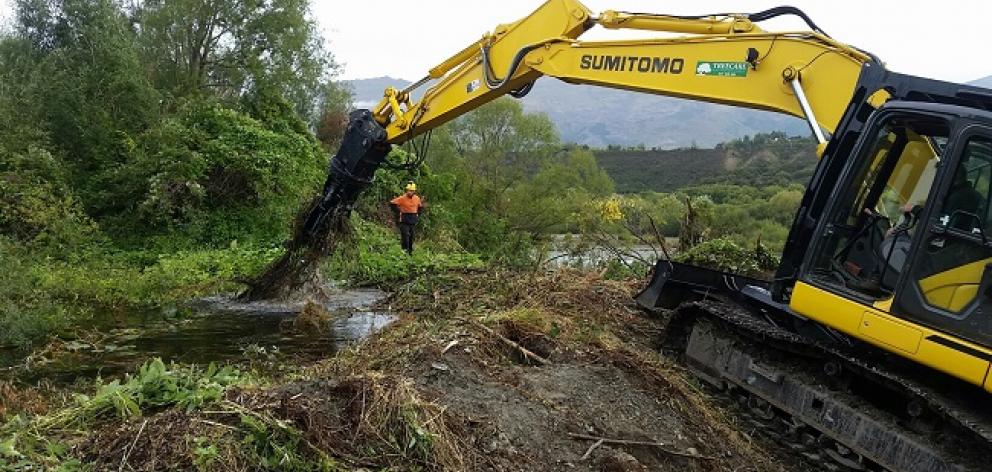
[595, 148, 725, 193]
[594, 133, 817, 193]
[345, 76, 808, 149]
[970, 75, 992, 89]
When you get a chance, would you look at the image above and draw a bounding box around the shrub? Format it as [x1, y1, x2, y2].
[675, 238, 779, 278]
[324, 217, 482, 286]
[109, 100, 325, 245]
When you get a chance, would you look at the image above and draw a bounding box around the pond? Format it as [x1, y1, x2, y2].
[1, 289, 396, 384]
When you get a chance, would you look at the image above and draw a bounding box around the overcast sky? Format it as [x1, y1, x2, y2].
[1, 1, 988, 83]
[317, 0, 991, 83]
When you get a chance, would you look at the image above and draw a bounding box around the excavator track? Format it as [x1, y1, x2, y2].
[662, 300, 992, 472]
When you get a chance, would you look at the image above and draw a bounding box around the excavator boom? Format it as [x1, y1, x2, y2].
[372, 0, 872, 146]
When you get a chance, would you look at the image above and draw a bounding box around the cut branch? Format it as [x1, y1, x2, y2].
[567, 432, 713, 460]
[472, 322, 550, 366]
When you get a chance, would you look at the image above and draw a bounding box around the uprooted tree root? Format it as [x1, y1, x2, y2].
[238, 198, 352, 302]
[80, 374, 465, 471]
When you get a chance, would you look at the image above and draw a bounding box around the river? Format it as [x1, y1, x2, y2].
[0, 288, 395, 384]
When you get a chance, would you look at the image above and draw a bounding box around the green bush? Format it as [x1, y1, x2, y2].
[324, 218, 482, 286]
[675, 238, 779, 278]
[113, 100, 325, 245]
[0, 143, 102, 257]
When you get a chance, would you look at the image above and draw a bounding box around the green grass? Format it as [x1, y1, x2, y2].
[324, 218, 483, 286]
[0, 238, 282, 349]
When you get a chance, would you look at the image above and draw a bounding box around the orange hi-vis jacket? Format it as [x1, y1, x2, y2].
[390, 194, 423, 216]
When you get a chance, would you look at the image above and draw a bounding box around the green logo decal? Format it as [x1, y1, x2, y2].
[695, 61, 749, 77]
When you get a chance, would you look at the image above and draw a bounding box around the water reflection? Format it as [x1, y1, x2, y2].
[3, 289, 396, 384]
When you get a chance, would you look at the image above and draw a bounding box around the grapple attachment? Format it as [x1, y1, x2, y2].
[302, 109, 390, 239]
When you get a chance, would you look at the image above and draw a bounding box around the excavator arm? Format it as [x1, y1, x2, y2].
[305, 0, 877, 239]
[371, 0, 875, 146]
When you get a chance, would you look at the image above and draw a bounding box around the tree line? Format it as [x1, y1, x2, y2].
[1, 0, 350, 253]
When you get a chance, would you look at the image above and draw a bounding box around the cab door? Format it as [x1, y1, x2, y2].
[894, 124, 992, 348]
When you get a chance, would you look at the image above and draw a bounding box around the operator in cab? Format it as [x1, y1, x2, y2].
[390, 182, 424, 255]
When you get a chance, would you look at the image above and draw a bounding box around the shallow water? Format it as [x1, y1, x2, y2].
[2, 289, 396, 384]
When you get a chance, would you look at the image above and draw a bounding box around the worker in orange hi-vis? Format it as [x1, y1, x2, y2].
[389, 181, 424, 255]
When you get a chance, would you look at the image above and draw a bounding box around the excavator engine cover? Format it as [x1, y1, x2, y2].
[302, 109, 389, 239]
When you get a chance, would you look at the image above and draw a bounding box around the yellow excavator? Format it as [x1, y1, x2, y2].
[305, 1, 992, 469]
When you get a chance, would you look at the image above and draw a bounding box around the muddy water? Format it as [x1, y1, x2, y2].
[2, 289, 395, 384]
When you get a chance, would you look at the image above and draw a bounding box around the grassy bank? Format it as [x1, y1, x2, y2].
[0, 240, 280, 350]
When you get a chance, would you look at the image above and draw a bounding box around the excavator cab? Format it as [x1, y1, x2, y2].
[799, 101, 992, 357]
[808, 110, 947, 298]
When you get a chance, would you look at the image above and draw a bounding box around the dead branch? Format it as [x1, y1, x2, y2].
[581, 438, 605, 460]
[646, 214, 674, 262]
[118, 419, 148, 471]
[568, 432, 714, 460]
[619, 220, 660, 261]
[472, 322, 550, 366]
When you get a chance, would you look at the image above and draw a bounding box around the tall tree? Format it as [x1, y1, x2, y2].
[133, 0, 336, 121]
[12, 0, 160, 216]
[448, 98, 559, 194]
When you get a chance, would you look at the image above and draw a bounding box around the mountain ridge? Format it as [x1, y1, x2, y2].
[345, 76, 809, 149]
[345, 74, 992, 150]
[970, 75, 992, 89]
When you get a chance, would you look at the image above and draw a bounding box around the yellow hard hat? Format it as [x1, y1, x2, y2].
[405, 181, 417, 192]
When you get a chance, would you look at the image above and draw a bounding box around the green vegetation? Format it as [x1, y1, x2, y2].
[324, 217, 483, 285]
[0, 0, 349, 348]
[578, 182, 803, 273]
[594, 132, 816, 193]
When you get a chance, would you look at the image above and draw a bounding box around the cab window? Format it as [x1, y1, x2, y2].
[809, 115, 947, 298]
[897, 134, 992, 347]
[933, 138, 992, 236]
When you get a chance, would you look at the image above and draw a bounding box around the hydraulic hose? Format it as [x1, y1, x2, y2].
[622, 5, 830, 38]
